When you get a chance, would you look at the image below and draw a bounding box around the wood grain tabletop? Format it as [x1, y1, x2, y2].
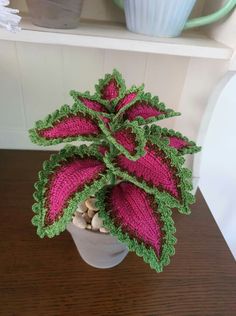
[0, 150, 235, 316]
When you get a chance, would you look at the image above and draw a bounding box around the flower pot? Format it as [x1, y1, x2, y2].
[67, 223, 129, 269]
[124, 0, 196, 37]
[26, 0, 83, 29]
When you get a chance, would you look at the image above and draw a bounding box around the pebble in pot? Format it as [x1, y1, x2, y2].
[91, 212, 103, 231]
[73, 213, 87, 229]
[76, 202, 87, 213]
[82, 212, 91, 224]
[72, 196, 109, 234]
[99, 227, 109, 234]
[85, 197, 98, 211]
[87, 209, 95, 218]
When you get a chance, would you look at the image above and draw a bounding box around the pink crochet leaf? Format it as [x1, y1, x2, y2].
[45, 158, 104, 225]
[161, 131, 201, 155]
[70, 91, 110, 116]
[109, 182, 163, 255]
[101, 78, 119, 101]
[95, 69, 126, 102]
[39, 115, 99, 139]
[32, 145, 110, 238]
[147, 126, 201, 155]
[121, 93, 180, 125]
[116, 144, 180, 198]
[113, 128, 136, 153]
[29, 104, 102, 146]
[105, 141, 194, 214]
[168, 136, 188, 149]
[96, 182, 176, 272]
[99, 121, 146, 161]
[114, 90, 139, 113]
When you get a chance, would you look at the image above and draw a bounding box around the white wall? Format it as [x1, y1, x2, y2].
[198, 72, 236, 258]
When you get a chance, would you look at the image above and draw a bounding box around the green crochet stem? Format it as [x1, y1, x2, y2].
[109, 144, 116, 186]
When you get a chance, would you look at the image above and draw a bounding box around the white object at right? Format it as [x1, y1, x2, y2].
[197, 72, 236, 259]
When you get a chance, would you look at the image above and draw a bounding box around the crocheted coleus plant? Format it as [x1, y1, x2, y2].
[29, 69, 201, 272]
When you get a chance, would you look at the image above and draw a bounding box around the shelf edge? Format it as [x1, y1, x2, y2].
[0, 29, 232, 60]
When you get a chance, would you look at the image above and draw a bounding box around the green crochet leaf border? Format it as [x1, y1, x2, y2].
[143, 124, 162, 138]
[70, 90, 112, 117]
[113, 85, 144, 118]
[96, 186, 177, 272]
[99, 120, 146, 161]
[120, 92, 181, 125]
[103, 138, 194, 214]
[29, 103, 105, 146]
[145, 125, 201, 155]
[94, 69, 127, 103]
[32, 144, 112, 238]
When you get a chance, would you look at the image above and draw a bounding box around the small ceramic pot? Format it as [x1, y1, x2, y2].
[26, 0, 83, 29]
[67, 223, 129, 269]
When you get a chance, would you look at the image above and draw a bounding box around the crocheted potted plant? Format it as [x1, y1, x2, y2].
[29, 69, 200, 272]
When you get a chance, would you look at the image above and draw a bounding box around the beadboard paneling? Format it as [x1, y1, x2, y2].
[175, 58, 227, 140]
[104, 50, 147, 87]
[62, 46, 104, 104]
[16, 42, 64, 127]
[0, 41, 25, 130]
[145, 54, 190, 129]
[174, 57, 228, 174]
[145, 54, 189, 107]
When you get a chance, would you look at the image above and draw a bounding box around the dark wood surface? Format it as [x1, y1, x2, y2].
[0, 150, 235, 316]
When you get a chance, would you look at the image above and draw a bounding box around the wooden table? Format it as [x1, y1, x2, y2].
[0, 150, 235, 316]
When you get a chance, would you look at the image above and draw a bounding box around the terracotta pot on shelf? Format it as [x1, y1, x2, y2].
[67, 223, 129, 269]
[26, 0, 84, 29]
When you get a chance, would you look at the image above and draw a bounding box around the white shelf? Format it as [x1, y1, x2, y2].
[0, 16, 233, 59]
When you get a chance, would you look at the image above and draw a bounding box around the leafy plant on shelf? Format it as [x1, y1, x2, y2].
[29, 69, 201, 272]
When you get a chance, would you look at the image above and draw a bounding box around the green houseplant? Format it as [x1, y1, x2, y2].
[29, 69, 200, 272]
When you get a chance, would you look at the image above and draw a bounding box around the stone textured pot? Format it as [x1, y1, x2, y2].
[67, 223, 129, 269]
[26, 0, 83, 29]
